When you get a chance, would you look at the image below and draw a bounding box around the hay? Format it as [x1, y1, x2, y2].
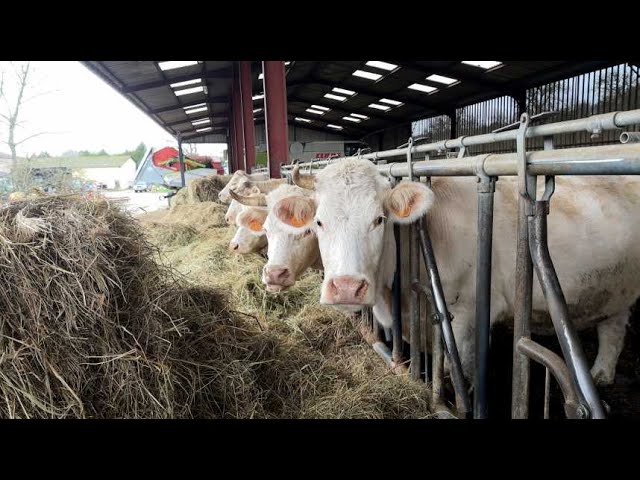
[141, 208, 436, 418]
[0, 195, 287, 418]
[170, 175, 230, 209]
[0, 191, 434, 418]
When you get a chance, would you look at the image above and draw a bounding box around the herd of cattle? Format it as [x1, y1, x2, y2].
[218, 159, 640, 388]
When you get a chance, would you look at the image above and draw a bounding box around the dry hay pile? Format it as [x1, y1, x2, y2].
[170, 175, 231, 209]
[141, 207, 435, 418]
[0, 194, 432, 418]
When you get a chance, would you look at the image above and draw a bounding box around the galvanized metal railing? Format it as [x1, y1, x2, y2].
[280, 108, 640, 419]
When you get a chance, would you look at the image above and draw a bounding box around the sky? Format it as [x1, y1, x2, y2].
[0, 61, 227, 158]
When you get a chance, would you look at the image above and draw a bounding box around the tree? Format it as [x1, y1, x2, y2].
[131, 142, 146, 166]
[0, 62, 53, 167]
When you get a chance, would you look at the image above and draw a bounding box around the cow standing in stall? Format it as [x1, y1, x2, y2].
[279, 159, 640, 386]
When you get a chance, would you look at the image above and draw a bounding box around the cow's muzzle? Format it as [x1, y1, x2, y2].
[323, 276, 370, 305]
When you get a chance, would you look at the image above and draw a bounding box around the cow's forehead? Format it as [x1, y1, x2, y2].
[314, 159, 389, 218]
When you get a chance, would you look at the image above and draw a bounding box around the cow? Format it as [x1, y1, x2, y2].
[224, 199, 244, 225]
[228, 204, 268, 255]
[230, 184, 323, 293]
[280, 158, 640, 386]
[218, 170, 286, 204]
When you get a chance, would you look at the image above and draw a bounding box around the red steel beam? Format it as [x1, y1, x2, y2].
[262, 61, 290, 179]
[239, 61, 256, 173]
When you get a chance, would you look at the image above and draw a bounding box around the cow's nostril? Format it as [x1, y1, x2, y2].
[356, 280, 368, 298]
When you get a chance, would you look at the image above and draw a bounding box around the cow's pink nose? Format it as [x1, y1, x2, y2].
[325, 276, 369, 304]
[229, 242, 240, 253]
[264, 266, 292, 285]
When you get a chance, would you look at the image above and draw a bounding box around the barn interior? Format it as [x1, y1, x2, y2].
[78, 60, 640, 419]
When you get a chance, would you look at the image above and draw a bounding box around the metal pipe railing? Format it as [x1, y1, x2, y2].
[281, 109, 640, 173]
[416, 223, 472, 417]
[391, 224, 404, 364]
[528, 201, 606, 419]
[474, 174, 496, 419]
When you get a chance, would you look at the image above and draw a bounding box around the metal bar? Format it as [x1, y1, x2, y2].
[262, 61, 290, 179]
[281, 109, 640, 171]
[516, 338, 583, 419]
[544, 367, 551, 420]
[620, 132, 640, 143]
[177, 135, 186, 188]
[391, 224, 403, 364]
[239, 61, 256, 173]
[232, 65, 246, 171]
[528, 202, 606, 419]
[416, 221, 472, 417]
[512, 114, 536, 419]
[474, 174, 496, 419]
[284, 143, 640, 178]
[410, 222, 421, 381]
[432, 320, 444, 407]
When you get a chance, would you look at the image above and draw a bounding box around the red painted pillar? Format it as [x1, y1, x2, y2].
[239, 61, 256, 173]
[262, 61, 290, 179]
[232, 64, 246, 171]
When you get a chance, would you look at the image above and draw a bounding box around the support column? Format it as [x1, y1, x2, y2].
[262, 61, 290, 179]
[232, 64, 245, 171]
[177, 134, 186, 187]
[239, 61, 256, 173]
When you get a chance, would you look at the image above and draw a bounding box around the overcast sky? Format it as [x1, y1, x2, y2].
[0, 61, 226, 158]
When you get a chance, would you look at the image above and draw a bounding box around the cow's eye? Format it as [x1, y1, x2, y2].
[316, 220, 323, 228]
[304, 229, 312, 237]
[374, 216, 385, 227]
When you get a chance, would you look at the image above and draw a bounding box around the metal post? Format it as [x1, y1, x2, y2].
[391, 223, 403, 364]
[410, 221, 421, 381]
[262, 61, 290, 179]
[177, 134, 186, 188]
[528, 198, 606, 419]
[416, 221, 472, 417]
[239, 61, 256, 173]
[474, 159, 496, 419]
[512, 113, 536, 419]
[232, 65, 246, 171]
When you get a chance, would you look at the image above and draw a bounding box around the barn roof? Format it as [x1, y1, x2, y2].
[81, 61, 620, 143]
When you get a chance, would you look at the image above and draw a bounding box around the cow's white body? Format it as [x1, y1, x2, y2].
[289, 159, 640, 385]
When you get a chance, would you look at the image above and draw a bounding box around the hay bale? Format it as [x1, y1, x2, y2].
[170, 175, 231, 210]
[0, 194, 274, 418]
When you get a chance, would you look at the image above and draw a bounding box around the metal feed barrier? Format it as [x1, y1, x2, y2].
[281, 108, 640, 419]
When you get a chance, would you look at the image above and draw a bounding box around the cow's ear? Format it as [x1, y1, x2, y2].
[237, 207, 268, 235]
[272, 195, 316, 234]
[383, 181, 434, 224]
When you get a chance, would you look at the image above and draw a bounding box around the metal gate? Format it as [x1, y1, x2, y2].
[281, 107, 640, 419]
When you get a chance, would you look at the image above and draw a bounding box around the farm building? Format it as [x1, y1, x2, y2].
[27, 154, 137, 190]
[5, 59, 636, 420]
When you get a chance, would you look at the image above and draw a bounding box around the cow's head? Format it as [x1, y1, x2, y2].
[228, 203, 268, 254]
[225, 199, 243, 225]
[218, 170, 286, 204]
[282, 159, 434, 307]
[231, 185, 321, 293]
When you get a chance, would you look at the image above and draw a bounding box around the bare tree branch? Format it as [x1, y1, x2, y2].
[13, 131, 55, 146]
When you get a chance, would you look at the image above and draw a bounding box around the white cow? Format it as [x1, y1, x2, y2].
[228, 206, 268, 255]
[279, 158, 640, 386]
[218, 170, 286, 204]
[231, 184, 322, 293]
